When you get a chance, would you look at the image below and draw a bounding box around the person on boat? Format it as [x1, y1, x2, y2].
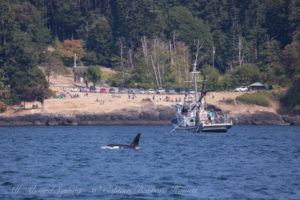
[207, 113, 211, 123]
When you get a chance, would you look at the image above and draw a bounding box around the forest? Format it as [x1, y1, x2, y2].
[0, 0, 299, 112]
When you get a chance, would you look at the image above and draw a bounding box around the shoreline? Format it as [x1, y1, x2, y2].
[0, 106, 299, 126]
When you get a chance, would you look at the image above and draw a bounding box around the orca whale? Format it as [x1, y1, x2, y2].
[101, 133, 141, 150]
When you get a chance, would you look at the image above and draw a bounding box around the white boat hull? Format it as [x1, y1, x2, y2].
[172, 119, 232, 133]
[201, 122, 232, 132]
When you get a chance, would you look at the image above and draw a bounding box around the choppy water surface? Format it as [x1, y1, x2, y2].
[0, 126, 300, 200]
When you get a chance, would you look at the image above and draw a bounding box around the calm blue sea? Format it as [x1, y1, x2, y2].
[0, 126, 300, 200]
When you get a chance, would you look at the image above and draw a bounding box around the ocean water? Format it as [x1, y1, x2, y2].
[0, 126, 299, 200]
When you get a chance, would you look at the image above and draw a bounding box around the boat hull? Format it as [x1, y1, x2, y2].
[201, 123, 232, 132]
[171, 119, 232, 133]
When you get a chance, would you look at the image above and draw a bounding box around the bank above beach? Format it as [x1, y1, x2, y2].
[0, 104, 299, 126]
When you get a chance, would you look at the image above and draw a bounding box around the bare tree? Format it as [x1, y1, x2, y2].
[141, 36, 152, 79]
[150, 55, 160, 86]
[184, 49, 190, 84]
[212, 45, 215, 68]
[128, 48, 134, 69]
[41, 56, 64, 84]
[238, 36, 245, 67]
[141, 36, 149, 63]
[192, 39, 205, 71]
[118, 37, 124, 68]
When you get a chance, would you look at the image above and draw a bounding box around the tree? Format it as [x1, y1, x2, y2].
[167, 6, 212, 47]
[85, 66, 102, 87]
[258, 40, 289, 87]
[86, 17, 113, 66]
[12, 68, 48, 107]
[61, 39, 85, 66]
[13, 2, 50, 52]
[0, 0, 16, 46]
[281, 39, 300, 111]
[47, 0, 85, 40]
[222, 64, 261, 89]
[41, 55, 64, 84]
[201, 65, 220, 91]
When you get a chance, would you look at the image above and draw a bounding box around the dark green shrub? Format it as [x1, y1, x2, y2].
[0, 101, 7, 113]
[236, 92, 271, 107]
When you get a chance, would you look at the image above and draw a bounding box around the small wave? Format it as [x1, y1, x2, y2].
[2, 170, 16, 174]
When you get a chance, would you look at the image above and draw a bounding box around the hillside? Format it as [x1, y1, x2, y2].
[0, 0, 299, 113]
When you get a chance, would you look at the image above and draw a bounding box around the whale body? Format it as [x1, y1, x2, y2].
[101, 133, 141, 150]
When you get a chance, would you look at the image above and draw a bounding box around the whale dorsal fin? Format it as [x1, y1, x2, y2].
[130, 133, 141, 147]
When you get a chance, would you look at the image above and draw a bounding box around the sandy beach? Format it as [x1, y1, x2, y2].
[0, 75, 279, 117]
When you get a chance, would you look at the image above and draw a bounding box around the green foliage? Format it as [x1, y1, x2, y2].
[201, 65, 220, 91]
[86, 17, 113, 66]
[85, 66, 102, 86]
[41, 54, 64, 83]
[236, 92, 271, 107]
[221, 64, 261, 90]
[258, 40, 290, 87]
[281, 82, 300, 112]
[106, 72, 125, 87]
[0, 0, 299, 108]
[280, 38, 300, 111]
[167, 6, 212, 46]
[12, 67, 49, 104]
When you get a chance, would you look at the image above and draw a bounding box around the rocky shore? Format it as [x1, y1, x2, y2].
[0, 105, 299, 126]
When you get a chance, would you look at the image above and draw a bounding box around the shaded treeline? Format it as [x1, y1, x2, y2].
[0, 0, 299, 111]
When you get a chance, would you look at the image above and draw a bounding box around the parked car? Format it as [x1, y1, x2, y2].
[167, 88, 176, 94]
[109, 88, 115, 93]
[100, 88, 108, 93]
[147, 88, 155, 94]
[80, 87, 87, 92]
[71, 87, 79, 92]
[234, 86, 248, 92]
[118, 88, 126, 93]
[177, 88, 186, 94]
[156, 88, 165, 94]
[138, 88, 145, 94]
[90, 86, 96, 92]
[128, 88, 135, 93]
[188, 89, 195, 94]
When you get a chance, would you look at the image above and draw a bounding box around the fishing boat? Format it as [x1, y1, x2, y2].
[171, 70, 232, 133]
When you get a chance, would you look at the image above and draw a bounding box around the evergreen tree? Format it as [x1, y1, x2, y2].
[86, 17, 113, 66]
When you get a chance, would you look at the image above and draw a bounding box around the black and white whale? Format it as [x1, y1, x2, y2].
[101, 133, 141, 150]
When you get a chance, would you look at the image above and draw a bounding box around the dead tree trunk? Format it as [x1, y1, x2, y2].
[150, 55, 160, 87]
[184, 50, 189, 86]
[238, 36, 245, 67]
[141, 36, 152, 79]
[1, 18, 6, 46]
[128, 49, 134, 69]
[119, 38, 123, 67]
[192, 39, 204, 71]
[157, 63, 163, 86]
[212, 45, 215, 68]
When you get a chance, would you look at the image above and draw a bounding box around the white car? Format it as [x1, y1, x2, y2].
[234, 86, 248, 92]
[156, 88, 165, 94]
[148, 88, 155, 94]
